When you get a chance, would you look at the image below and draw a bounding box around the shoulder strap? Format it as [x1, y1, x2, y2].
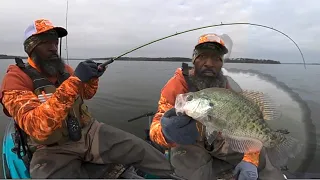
[181, 62, 189, 76]
[15, 57, 25, 69]
[181, 63, 198, 92]
[15, 57, 71, 88]
[15, 57, 54, 89]
[57, 68, 71, 84]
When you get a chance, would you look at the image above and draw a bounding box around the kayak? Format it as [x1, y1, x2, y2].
[2, 114, 291, 179]
[2, 120, 30, 179]
[1, 119, 165, 179]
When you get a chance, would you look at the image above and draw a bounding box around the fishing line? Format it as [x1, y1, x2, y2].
[99, 22, 306, 69]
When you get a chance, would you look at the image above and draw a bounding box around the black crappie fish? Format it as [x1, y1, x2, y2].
[175, 87, 303, 167]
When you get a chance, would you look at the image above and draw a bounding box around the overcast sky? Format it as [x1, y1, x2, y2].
[0, 0, 319, 63]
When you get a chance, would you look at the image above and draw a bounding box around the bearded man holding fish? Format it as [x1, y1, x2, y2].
[149, 33, 298, 180]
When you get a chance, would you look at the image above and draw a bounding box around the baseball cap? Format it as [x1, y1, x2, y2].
[24, 19, 68, 42]
[195, 33, 228, 54]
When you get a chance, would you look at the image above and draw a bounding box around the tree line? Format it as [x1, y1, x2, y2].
[90, 57, 281, 64]
[1, 54, 281, 64]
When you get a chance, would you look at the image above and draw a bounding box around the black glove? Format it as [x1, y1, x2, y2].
[161, 108, 199, 145]
[74, 60, 99, 82]
[96, 63, 106, 77]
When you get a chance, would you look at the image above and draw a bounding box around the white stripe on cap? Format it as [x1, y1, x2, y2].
[24, 22, 37, 42]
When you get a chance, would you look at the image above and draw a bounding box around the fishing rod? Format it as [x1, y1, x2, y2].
[58, 0, 69, 65]
[98, 22, 306, 69]
[59, 38, 62, 57]
[65, 0, 69, 64]
[127, 112, 155, 122]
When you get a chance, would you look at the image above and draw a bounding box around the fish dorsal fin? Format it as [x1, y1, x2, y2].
[240, 90, 281, 121]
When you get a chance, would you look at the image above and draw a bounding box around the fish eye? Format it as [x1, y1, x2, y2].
[186, 95, 193, 101]
[209, 102, 214, 107]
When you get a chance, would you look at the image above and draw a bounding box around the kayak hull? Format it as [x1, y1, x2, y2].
[2, 120, 30, 179]
[2, 116, 291, 179]
[1, 119, 160, 179]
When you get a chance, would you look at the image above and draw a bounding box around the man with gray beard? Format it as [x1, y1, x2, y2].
[149, 33, 286, 180]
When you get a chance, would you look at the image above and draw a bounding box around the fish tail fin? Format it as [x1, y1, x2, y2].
[266, 132, 303, 168]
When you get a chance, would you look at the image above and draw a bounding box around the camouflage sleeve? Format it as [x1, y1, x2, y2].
[81, 78, 99, 100]
[149, 70, 188, 148]
[2, 76, 82, 141]
[242, 152, 260, 167]
[149, 94, 176, 148]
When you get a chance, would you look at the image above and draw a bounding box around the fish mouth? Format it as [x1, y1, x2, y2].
[175, 94, 213, 119]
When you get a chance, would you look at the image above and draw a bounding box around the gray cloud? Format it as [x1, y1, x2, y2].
[0, 0, 319, 63]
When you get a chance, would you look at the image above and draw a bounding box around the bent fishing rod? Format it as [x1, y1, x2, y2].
[98, 22, 306, 69]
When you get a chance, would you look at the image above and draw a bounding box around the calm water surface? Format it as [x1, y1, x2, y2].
[0, 59, 319, 178]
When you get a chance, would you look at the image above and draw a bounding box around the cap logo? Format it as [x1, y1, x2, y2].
[198, 34, 225, 46]
[42, 19, 53, 26]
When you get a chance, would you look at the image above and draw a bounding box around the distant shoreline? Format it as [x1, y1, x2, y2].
[89, 57, 283, 64]
[1, 54, 318, 65]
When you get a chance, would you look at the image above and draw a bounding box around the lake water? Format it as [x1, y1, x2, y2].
[0, 59, 319, 178]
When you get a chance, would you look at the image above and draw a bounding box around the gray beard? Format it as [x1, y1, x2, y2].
[189, 71, 227, 90]
[31, 53, 65, 77]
